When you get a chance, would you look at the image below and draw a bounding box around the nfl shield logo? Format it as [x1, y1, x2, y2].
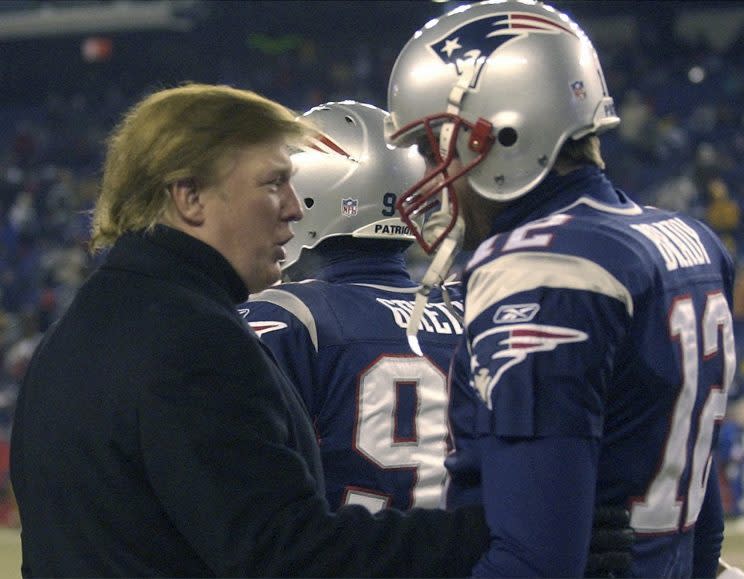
[571, 80, 587, 100]
[342, 198, 358, 217]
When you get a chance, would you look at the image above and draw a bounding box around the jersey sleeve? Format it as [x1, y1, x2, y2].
[241, 290, 319, 413]
[462, 251, 632, 576]
[464, 251, 632, 437]
[473, 435, 599, 577]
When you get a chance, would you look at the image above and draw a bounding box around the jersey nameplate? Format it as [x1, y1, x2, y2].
[377, 298, 464, 335]
[630, 217, 711, 271]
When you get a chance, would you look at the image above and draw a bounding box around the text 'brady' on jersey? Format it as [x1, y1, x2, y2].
[240, 271, 463, 513]
[449, 168, 735, 577]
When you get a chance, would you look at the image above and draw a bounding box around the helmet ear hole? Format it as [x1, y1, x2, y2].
[304, 197, 315, 208]
[497, 128, 518, 147]
[344, 116, 355, 125]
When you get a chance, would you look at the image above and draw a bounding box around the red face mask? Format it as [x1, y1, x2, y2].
[391, 113, 495, 254]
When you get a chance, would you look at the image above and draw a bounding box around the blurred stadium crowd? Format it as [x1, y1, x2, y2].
[1, 0, 744, 523]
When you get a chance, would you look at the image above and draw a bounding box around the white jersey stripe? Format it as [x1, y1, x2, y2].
[465, 251, 633, 326]
[556, 195, 643, 216]
[249, 288, 319, 351]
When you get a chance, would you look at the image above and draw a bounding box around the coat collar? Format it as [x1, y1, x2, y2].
[104, 225, 248, 304]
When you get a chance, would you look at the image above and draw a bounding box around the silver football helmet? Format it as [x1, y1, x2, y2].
[386, 0, 621, 253]
[283, 101, 425, 270]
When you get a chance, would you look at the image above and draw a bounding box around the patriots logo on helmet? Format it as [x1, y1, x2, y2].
[342, 197, 359, 217]
[305, 133, 355, 160]
[470, 323, 588, 407]
[430, 12, 578, 88]
[571, 80, 587, 100]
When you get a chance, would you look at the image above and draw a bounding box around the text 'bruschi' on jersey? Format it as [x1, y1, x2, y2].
[630, 217, 711, 271]
[377, 298, 464, 334]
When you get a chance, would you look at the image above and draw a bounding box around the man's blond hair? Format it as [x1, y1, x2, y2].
[90, 83, 310, 251]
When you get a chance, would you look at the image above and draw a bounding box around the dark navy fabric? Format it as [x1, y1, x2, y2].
[243, 250, 464, 511]
[448, 167, 732, 577]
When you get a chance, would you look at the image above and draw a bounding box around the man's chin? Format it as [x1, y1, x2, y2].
[265, 264, 284, 288]
[246, 266, 282, 296]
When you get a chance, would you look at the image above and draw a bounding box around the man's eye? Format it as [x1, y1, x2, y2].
[266, 175, 288, 190]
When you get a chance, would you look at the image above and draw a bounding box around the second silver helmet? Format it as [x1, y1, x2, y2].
[283, 101, 425, 270]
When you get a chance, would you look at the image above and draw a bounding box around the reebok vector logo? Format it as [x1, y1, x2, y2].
[493, 303, 540, 323]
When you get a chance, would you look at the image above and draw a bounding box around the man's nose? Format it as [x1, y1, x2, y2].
[284, 184, 304, 222]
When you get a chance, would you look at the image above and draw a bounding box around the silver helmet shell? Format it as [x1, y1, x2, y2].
[283, 101, 425, 270]
[387, 0, 620, 205]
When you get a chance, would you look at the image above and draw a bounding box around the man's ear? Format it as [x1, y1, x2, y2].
[166, 179, 205, 225]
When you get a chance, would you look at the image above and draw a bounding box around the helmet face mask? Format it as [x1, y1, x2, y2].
[283, 101, 426, 271]
[387, 0, 620, 252]
[391, 113, 495, 254]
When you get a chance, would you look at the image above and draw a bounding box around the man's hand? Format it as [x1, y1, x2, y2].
[584, 506, 635, 578]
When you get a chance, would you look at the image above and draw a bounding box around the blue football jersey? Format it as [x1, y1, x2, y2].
[447, 167, 735, 577]
[241, 261, 463, 512]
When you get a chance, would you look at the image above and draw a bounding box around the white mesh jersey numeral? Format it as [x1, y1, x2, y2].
[685, 293, 734, 527]
[346, 355, 449, 511]
[630, 292, 734, 533]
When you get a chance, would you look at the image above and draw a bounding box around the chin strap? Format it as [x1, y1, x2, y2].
[406, 59, 476, 355]
[407, 206, 464, 356]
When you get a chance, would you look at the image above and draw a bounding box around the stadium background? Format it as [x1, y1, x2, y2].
[1, 0, 744, 574]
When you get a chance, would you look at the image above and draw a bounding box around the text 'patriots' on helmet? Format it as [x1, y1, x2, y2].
[282, 101, 426, 270]
[385, 0, 621, 239]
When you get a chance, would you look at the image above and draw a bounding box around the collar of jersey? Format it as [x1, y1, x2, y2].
[487, 166, 633, 236]
[315, 250, 417, 287]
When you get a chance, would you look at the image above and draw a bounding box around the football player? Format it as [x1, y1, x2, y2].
[242, 101, 461, 513]
[385, 1, 735, 576]
[241, 100, 635, 577]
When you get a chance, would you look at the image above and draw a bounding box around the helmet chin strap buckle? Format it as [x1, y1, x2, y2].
[469, 117, 494, 153]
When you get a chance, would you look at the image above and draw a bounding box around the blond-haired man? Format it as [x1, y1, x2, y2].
[10, 84, 488, 577]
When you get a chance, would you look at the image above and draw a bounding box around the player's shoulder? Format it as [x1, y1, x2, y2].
[463, 202, 732, 320]
[242, 279, 328, 321]
[239, 280, 333, 344]
[250, 278, 326, 301]
[471, 203, 728, 275]
[593, 203, 734, 277]
[243, 278, 386, 333]
[566, 200, 725, 249]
